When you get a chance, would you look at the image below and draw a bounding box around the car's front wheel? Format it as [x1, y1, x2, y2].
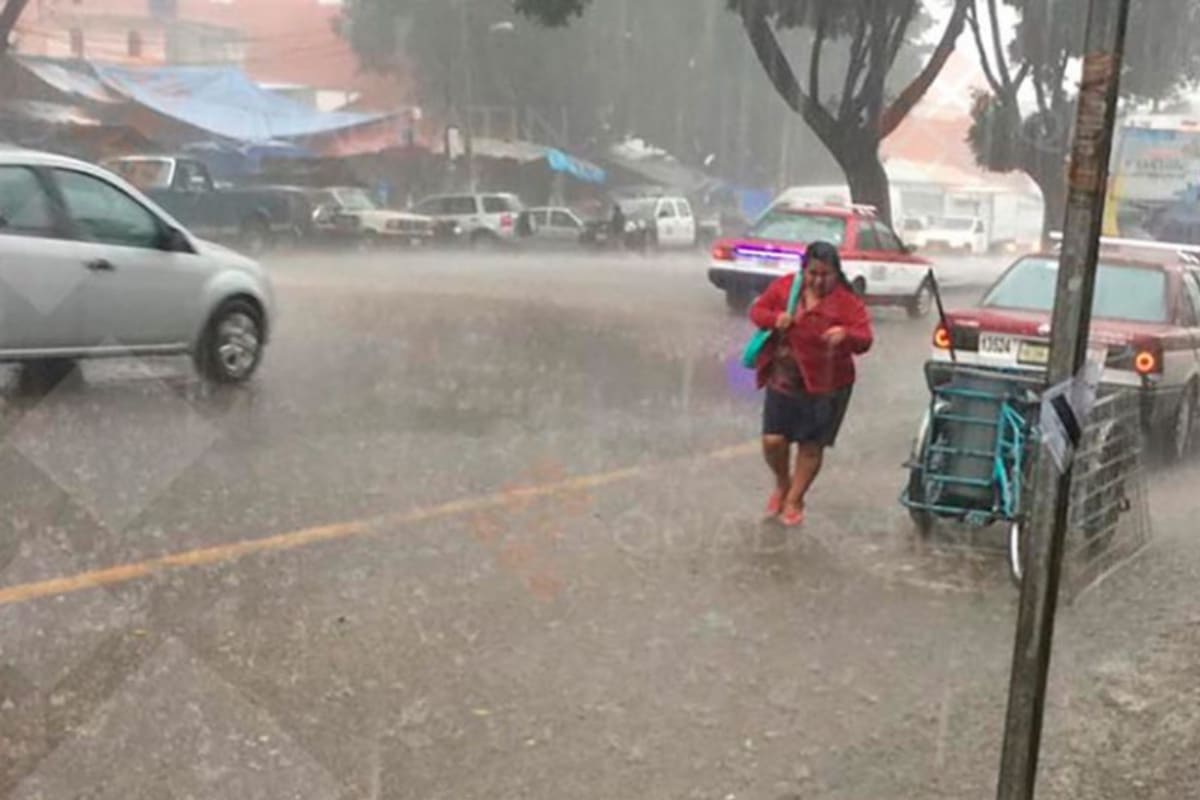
[907, 281, 934, 319]
[195, 299, 264, 384]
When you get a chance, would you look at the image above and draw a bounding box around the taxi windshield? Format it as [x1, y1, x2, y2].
[982, 257, 1170, 323]
[747, 210, 847, 247]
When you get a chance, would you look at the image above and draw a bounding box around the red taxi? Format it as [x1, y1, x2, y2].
[931, 240, 1200, 461]
[708, 202, 935, 317]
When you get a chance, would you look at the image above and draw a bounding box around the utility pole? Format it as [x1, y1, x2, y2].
[995, 1, 1133, 799]
[0, 0, 33, 52]
[458, 0, 476, 192]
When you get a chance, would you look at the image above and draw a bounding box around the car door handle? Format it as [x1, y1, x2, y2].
[85, 259, 115, 272]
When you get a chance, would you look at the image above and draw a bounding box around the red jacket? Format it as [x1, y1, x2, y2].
[749, 275, 874, 394]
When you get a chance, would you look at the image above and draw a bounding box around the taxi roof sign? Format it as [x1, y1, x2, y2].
[783, 199, 878, 217]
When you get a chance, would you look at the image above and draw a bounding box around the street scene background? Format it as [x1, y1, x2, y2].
[3, 0, 1200, 798]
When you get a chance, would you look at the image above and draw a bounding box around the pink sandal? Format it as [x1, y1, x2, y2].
[765, 490, 785, 517]
[779, 507, 806, 527]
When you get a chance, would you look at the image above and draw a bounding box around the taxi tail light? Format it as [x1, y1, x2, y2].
[711, 243, 734, 261]
[1134, 346, 1162, 376]
[1109, 341, 1163, 376]
[933, 325, 952, 350]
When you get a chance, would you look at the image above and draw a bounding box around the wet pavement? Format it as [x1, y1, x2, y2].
[1, 250, 1197, 799]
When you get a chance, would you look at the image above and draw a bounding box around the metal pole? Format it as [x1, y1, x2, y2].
[996, 1, 1132, 798]
[0, 0, 33, 52]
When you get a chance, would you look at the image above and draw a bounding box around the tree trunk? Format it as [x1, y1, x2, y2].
[836, 144, 893, 226]
[1039, 177, 1067, 248]
[1029, 152, 1068, 248]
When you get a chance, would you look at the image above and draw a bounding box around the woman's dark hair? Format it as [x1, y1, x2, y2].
[804, 240, 853, 288]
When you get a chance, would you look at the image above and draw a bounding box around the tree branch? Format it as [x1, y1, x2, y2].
[861, 2, 893, 129]
[880, 0, 970, 137]
[1013, 60, 1032, 91]
[986, 0, 1012, 86]
[809, 5, 827, 109]
[967, 1, 1005, 95]
[1033, 72, 1050, 118]
[839, 11, 869, 123]
[886, 0, 918, 71]
[737, 0, 840, 146]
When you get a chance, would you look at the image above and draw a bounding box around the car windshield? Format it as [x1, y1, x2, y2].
[332, 189, 376, 211]
[747, 210, 847, 247]
[983, 257, 1169, 323]
[107, 159, 173, 190]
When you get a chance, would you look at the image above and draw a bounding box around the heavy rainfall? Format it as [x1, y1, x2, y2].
[1, 0, 1199, 798]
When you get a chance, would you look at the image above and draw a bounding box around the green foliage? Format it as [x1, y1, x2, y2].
[339, 0, 968, 220]
[969, 0, 1200, 179]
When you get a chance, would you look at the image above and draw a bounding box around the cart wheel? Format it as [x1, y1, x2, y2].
[1007, 520, 1026, 587]
[906, 466, 935, 537]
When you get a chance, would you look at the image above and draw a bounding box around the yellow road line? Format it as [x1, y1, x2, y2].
[0, 441, 759, 608]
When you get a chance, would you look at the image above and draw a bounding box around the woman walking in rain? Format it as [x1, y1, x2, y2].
[748, 241, 873, 526]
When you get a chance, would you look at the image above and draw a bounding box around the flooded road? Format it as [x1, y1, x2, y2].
[1, 250, 1197, 799]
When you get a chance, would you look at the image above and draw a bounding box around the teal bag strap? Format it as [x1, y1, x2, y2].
[740, 270, 804, 369]
[784, 270, 804, 315]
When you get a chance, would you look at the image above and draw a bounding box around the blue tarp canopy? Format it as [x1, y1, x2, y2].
[446, 137, 607, 185]
[93, 64, 385, 142]
[546, 148, 606, 185]
[16, 57, 387, 144]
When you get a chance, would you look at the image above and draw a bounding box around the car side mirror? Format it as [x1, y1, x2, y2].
[161, 227, 192, 253]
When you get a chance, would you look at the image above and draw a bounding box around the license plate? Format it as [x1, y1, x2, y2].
[979, 334, 1016, 357]
[1018, 341, 1050, 365]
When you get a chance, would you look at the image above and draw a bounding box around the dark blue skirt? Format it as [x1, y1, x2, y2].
[762, 386, 853, 447]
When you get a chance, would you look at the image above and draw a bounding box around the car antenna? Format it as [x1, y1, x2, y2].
[927, 268, 956, 364]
